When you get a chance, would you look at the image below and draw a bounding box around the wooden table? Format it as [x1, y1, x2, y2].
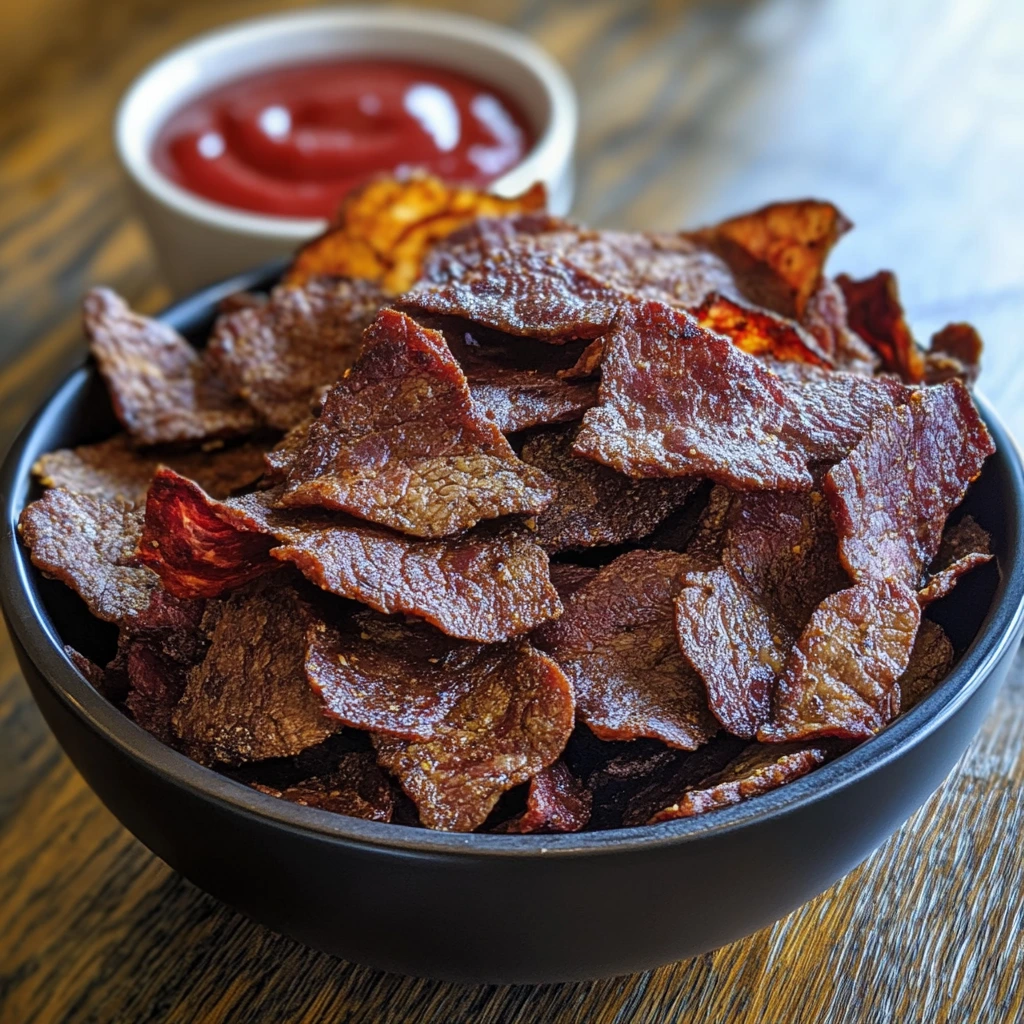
[2, 1, 1023, 1020]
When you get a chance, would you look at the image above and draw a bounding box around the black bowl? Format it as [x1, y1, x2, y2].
[3, 266, 1024, 984]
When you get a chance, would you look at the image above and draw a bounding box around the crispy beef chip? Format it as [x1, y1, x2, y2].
[172, 582, 336, 765]
[285, 175, 547, 292]
[675, 567, 792, 738]
[277, 309, 554, 536]
[898, 620, 955, 710]
[140, 470, 561, 641]
[19, 489, 157, 624]
[760, 580, 921, 742]
[206, 277, 385, 430]
[646, 741, 833, 822]
[691, 200, 851, 319]
[918, 515, 994, 606]
[493, 762, 592, 834]
[836, 271, 925, 383]
[520, 425, 698, 552]
[825, 382, 995, 589]
[534, 549, 719, 750]
[573, 299, 812, 490]
[33, 434, 267, 503]
[372, 642, 573, 831]
[253, 752, 394, 821]
[84, 288, 259, 444]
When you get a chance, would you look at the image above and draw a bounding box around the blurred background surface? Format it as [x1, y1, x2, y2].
[1, 2, 1022, 1022]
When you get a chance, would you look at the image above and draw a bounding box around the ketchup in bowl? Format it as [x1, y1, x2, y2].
[152, 59, 535, 219]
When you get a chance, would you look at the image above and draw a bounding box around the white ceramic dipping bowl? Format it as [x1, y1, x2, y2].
[115, 7, 578, 294]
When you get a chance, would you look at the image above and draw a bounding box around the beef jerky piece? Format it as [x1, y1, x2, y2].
[19, 489, 157, 624]
[898, 620, 955, 710]
[693, 293, 833, 367]
[548, 562, 599, 603]
[520, 425, 698, 552]
[780, 374, 909, 464]
[800, 278, 880, 375]
[759, 580, 921, 742]
[372, 642, 573, 831]
[493, 762, 592, 834]
[836, 271, 926, 384]
[690, 201, 852, 319]
[675, 567, 792, 738]
[307, 614, 557, 741]
[64, 646, 106, 689]
[33, 434, 267, 503]
[535, 549, 719, 750]
[206, 277, 385, 430]
[573, 299, 812, 490]
[682, 484, 734, 563]
[277, 309, 554, 536]
[172, 582, 336, 765]
[918, 515, 994, 606]
[84, 288, 258, 444]
[252, 752, 394, 822]
[647, 741, 833, 822]
[286, 175, 547, 292]
[264, 419, 312, 484]
[140, 471, 561, 641]
[123, 642, 191, 744]
[825, 382, 995, 589]
[924, 323, 983, 387]
[559, 338, 605, 380]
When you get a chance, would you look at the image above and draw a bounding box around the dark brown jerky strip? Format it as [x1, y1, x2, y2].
[825, 382, 995, 589]
[122, 642, 192, 745]
[534, 549, 719, 750]
[759, 580, 921, 742]
[206, 277, 385, 430]
[675, 567, 792, 738]
[19, 489, 158, 624]
[801, 278, 880, 374]
[493, 762, 592, 834]
[470, 377, 599, 433]
[278, 309, 554, 536]
[64, 646, 106, 689]
[925, 323, 982, 386]
[264, 419, 312, 484]
[372, 642, 573, 831]
[306, 614, 555, 741]
[918, 515, 994, 606]
[573, 299, 812, 491]
[84, 288, 259, 444]
[33, 434, 268, 503]
[681, 484, 734, 562]
[836, 271, 926, 383]
[520, 425, 698, 552]
[898, 620, 955, 710]
[646, 741, 833, 822]
[140, 470, 561, 641]
[172, 581, 336, 765]
[252, 752, 394, 822]
[690, 200, 852, 319]
[547, 562, 599, 603]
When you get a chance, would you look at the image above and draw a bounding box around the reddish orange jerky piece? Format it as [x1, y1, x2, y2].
[494, 762, 592, 834]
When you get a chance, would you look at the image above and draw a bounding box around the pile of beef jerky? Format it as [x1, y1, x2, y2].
[20, 176, 995, 833]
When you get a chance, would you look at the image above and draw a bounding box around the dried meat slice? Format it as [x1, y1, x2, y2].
[681, 484, 734, 563]
[206, 277, 385, 430]
[836, 271, 926, 383]
[573, 299, 812, 490]
[372, 642, 573, 831]
[918, 515, 994, 605]
[33, 434, 268, 503]
[285, 175, 547, 292]
[277, 309, 554, 536]
[252, 751, 394, 821]
[646, 741, 833, 822]
[493, 762, 592, 834]
[306, 614, 554, 741]
[534, 549, 719, 750]
[675, 567, 792, 738]
[691, 201, 852, 319]
[548, 562, 599, 603]
[925, 323, 982, 386]
[139, 470, 561, 642]
[19, 489, 157, 624]
[825, 382, 995, 589]
[759, 580, 921, 742]
[172, 581, 337, 765]
[802, 278, 880, 374]
[520, 425, 698, 552]
[84, 288, 259, 444]
[898, 620, 955, 710]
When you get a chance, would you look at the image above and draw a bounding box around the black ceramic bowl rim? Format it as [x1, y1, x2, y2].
[3, 266, 1024, 862]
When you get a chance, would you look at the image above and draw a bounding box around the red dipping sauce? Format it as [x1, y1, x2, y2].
[152, 59, 535, 219]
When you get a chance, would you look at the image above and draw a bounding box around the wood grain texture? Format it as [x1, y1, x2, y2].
[1, 0, 1022, 1021]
